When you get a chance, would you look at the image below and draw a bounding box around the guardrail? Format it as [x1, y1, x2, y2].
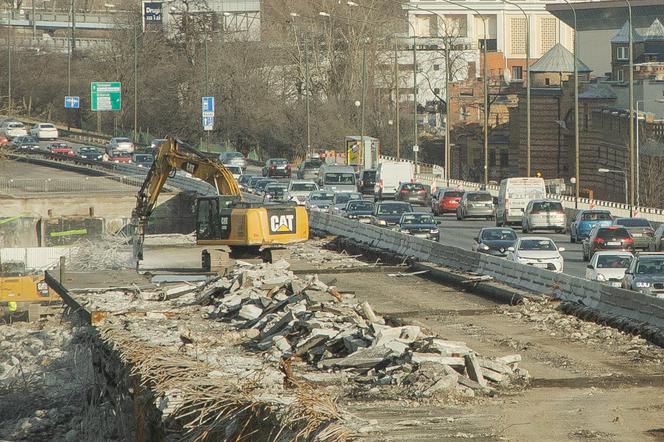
[0, 175, 143, 194]
[308, 210, 664, 335]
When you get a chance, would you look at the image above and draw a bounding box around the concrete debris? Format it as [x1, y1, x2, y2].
[289, 239, 371, 269]
[68, 235, 134, 271]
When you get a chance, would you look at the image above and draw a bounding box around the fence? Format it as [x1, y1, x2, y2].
[0, 176, 144, 194]
[1, 247, 75, 270]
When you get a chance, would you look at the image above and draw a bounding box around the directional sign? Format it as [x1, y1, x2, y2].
[91, 82, 121, 111]
[202, 116, 214, 131]
[64, 96, 80, 109]
[412, 144, 419, 152]
[202, 96, 215, 117]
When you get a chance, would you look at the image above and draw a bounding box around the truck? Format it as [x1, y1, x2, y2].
[495, 177, 547, 226]
[345, 136, 380, 170]
[373, 161, 415, 201]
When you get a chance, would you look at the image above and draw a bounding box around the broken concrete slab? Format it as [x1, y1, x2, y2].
[478, 358, 512, 375]
[320, 346, 393, 369]
[238, 305, 263, 321]
[411, 353, 465, 367]
[464, 353, 487, 387]
[427, 339, 472, 357]
[496, 354, 522, 365]
[360, 301, 384, 325]
[480, 368, 505, 383]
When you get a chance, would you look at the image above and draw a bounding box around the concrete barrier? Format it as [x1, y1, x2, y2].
[309, 211, 664, 331]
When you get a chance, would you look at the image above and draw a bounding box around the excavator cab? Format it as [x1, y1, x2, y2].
[195, 196, 240, 241]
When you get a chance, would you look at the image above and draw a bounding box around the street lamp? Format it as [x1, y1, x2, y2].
[636, 99, 643, 208]
[598, 168, 629, 208]
[6, 7, 11, 114]
[290, 12, 312, 155]
[625, 0, 635, 212]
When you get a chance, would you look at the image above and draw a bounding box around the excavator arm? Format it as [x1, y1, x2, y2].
[131, 136, 241, 260]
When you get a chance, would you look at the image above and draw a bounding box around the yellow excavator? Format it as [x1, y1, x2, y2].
[131, 137, 309, 269]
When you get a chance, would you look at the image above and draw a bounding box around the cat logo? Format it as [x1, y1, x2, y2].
[268, 209, 296, 234]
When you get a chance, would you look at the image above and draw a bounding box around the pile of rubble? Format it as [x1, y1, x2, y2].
[68, 236, 134, 271]
[289, 238, 373, 269]
[201, 260, 528, 398]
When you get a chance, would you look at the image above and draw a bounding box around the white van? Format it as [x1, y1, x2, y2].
[496, 177, 546, 226]
[317, 164, 357, 192]
[374, 162, 414, 201]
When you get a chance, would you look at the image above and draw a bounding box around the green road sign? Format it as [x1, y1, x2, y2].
[91, 81, 121, 111]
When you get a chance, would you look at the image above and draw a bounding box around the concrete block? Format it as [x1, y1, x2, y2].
[464, 353, 487, 387]
[411, 353, 465, 367]
[495, 354, 521, 365]
[238, 304, 263, 321]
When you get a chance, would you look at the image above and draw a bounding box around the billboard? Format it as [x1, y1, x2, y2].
[142, 1, 164, 31]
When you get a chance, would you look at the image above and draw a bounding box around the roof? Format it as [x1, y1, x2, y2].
[579, 84, 617, 100]
[644, 18, 664, 41]
[529, 44, 592, 74]
[611, 21, 645, 44]
[547, 1, 664, 32]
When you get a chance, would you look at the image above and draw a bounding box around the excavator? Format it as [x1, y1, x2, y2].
[131, 137, 309, 270]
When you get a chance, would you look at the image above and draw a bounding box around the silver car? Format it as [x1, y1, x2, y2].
[107, 137, 135, 153]
[522, 199, 566, 234]
[456, 191, 495, 220]
[219, 151, 247, 170]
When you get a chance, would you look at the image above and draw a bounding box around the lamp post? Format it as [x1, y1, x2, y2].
[290, 12, 311, 156]
[598, 168, 628, 208]
[625, 0, 635, 215]
[6, 7, 11, 114]
[501, 0, 530, 177]
[561, 0, 579, 210]
[636, 99, 643, 208]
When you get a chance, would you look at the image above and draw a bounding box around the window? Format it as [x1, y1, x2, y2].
[433, 64, 440, 71]
[441, 15, 467, 37]
[500, 150, 508, 167]
[540, 17, 557, 54]
[511, 17, 526, 54]
[616, 69, 624, 82]
[512, 65, 523, 80]
[545, 78, 550, 86]
[489, 149, 496, 167]
[616, 46, 628, 60]
[479, 39, 497, 51]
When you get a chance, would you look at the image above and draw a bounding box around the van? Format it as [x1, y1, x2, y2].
[496, 177, 546, 226]
[317, 164, 356, 192]
[374, 162, 414, 201]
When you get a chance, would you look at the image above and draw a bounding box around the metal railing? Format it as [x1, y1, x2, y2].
[0, 175, 144, 194]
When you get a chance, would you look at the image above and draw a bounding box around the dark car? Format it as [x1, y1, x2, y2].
[263, 183, 288, 202]
[262, 158, 291, 178]
[254, 178, 277, 195]
[371, 201, 414, 227]
[77, 146, 103, 161]
[358, 169, 376, 195]
[395, 182, 428, 206]
[296, 158, 323, 180]
[237, 174, 254, 191]
[650, 224, 664, 252]
[432, 189, 464, 215]
[612, 217, 655, 250]
[569, 210, 613, 243]
[622, 252, 664, 297]
[327, 192, 363, 215]
[397, 212, 440, 241]
[582, 225, 634, 261]
[472, 227, 518, 257]
[10, 135, 40, 151]
[246, 175, 265, 193]
[344, 200, 375, 223]
[132, 153, 154, 168]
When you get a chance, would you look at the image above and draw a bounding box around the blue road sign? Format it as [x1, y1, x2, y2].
[64, 96, 80, 109]
[202, 96, 215, 116]
[203, 116, 214, 131]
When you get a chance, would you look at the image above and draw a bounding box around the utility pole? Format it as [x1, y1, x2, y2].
[70, 0, 75, 53]
[7, 8, 11, 114]
[304, 36, 311, 155]
[444, 36, 450, 184]
[626, 0, 635, 215]
[412, 35, 418, 170]
[360, 40, 367, 170]
[133, 26, 138, 142]
[394, 38, 400, 159]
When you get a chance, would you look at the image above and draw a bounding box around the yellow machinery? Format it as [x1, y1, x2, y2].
[132, 137, 309, 268]
[0, 261, 59, 311]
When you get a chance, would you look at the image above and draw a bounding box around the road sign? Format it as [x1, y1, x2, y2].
[202, 116, 214, 131]
[412, 144, 419, 152]
[202, 96, 215, 117]
[64, 96, 80, 109]
[142, 1, 163, 31]
[91, 82, 121, 111]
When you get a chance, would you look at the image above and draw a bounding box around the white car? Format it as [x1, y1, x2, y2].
[507, 236, 566, 273]
[29, 123, 59, 140]
[225, 165, 242, 179]
[585, 251, 633, 287]
[1, 121, 27, 139]
[287, 180, 319, 205]
[107, 137, 135, 153]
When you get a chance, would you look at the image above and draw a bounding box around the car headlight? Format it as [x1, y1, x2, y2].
[399, 228, 410, 233]
[596, 273, 607, 281]
[430, 229, 439, 234]
[347, 214, 357, 219]
[377, 220, 387, 225]
[479, 244, 490, 251]
[635, 281, 651, 288]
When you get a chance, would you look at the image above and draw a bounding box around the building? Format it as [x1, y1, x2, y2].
[164, 0, 261, 41]
[611, 19, 664, 81]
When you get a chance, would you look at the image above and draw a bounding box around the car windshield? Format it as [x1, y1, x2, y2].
[467, 192, 493, 202]
[444, 191, 463, 198]
[596, 255, 631, 269]
[303, 159, 322, 169]
[347, 201, 373, 211]
[362, 171, 376, 180]
[22, 136, 37, 143]
[8, 123, 23, 128]
[335, 193, 361, 204]
[80, 147, 98, 153]
[401, 214, 434, 225]
[635, 258, 664, 275]
[226, 152, 243, 159]
[310, 192, 334, 201]
[291, 183, 317, 191]
[266, 185, 285, 193]
[51, 143, 68, 148]
[111, 150, 127, 156]
[519, 239, 556, 251]
[134, 154, 152, 161]
[115, 138, 131, 143]
[596, 228, 630, 239]
[581, 212, 612, 221]
[325, 173, 355, 184]
[402, 183, 424, 191]
[481, 229, 517, 241]
[531, 201, 563, 212]
[377, 204, 410, 215]
[616, 218, 651, 228]
[270, 159, 288, 165]
[40, 124, 55, 129]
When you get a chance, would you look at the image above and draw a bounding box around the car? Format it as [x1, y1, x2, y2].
[109, 150, 132, 163]
[45, 142, 75, 156]
[357, 169, 376, 195]
[262, 158, 291, 178]
[263, 183, 289, 202]
[1, 121, 27, 139]
[343, 199, 374, 223]
[370, 201, 414, 227]
[237, 174, 255, 191]
[472, 227, 518, 257]
[254, 178, 277, 196]
[496, 177, 546, 226]
[507, 236, 565, 273]
[150, 138, 166, 152]
[76, 146, 103, 161]
[305, 190, 335, 211]
[296, 158, 323, 180]
[582, 225, 634, 261]
[0, 134, 9, 146]
[246, 175, 265, 193]
[622, 252, 664, 297]
[107, 137, 135, 153]
[219, 151, 247, 170]
[287, 180, 318, 205]
[374, 162, 414, 200]
[432, 189, 464, 215]
[394, 182, 428, 206]
[318, 164, 357, 192]
[132, 153, 154, 168]
[585, 251, 633, 287]
[569, 210, 613, 243]
[650, 224, 664, 252]
[29, 123, 58, 140]
[9, 135, 40, 151]
[327, 192, 363, 215]
[397, 212, 440, 241]
[521, 199, 566, 233]
[457, 191, 495, 220]
[225, 165, 243, 179]
[612, 217, 654, 250]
